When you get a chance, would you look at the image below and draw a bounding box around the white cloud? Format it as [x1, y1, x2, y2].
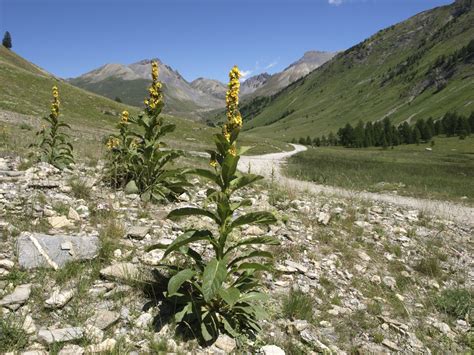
[265, 60, 278, 70]
[240, 69, 253, 80]
[328, 0, 343, 5]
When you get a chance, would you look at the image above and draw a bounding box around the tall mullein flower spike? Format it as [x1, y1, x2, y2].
[50, 86, 60, 120]
[144, 61, 163, 114]
[120, 110, 129, 124]
[224, 65, 242, 157]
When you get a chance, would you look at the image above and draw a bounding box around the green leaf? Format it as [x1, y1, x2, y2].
[175, 303, 192, 323]
[221, 154, 239, 186]
[230, 174, 263, 192]
[221, 316, 239, 337]
[218, 287, 240, 306]
[124, 180, 139, 194]
[230, 211, 276, 230]
[238, 291, 269, 304]
[168, 269, 196, 296]
[228, 251, 273, 267]
[202, 258, 227, 302]
[234, 262, 271, 272]
[163, 230, 214, 258]
[167, 208, 220, 224]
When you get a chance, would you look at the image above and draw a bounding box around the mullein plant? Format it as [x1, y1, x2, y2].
[32, 86, 74, 169]
[147, 66, 279, 344]
[104, 61, 188, 202]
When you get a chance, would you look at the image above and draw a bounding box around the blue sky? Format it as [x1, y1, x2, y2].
[1, 0, 453, 82]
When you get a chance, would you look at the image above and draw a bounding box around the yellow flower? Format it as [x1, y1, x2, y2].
[50, 86, 60, 119]
[145, 60, 163, 114]
[228, 144, 237, 157]
[121, 110, 129, 123]
[209, 159, 217, 168]
[106, 137, 120, 150]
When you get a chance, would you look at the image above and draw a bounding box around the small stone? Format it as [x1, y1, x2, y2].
[100, 263, 141, 282]
[317, 212, 331, 225]
[85, 338, 116, 354]
[261, 345, 285, 355]
[22, 315, 37, 334]
[395, 293, 405, 301]
[45, 289, 74, 309]
[67, 207, 81, 221]
[0, 259, 14, 269]
[433, 321, 451, 335]
[58, 344, 85, 355]
[382, 276, 396, 289]
[0, 283, 31, 306]
[86, 310, 120, 330]
[244, 225, 265, 236]
[126, 226, 149, 240]
[38, 327, 84, 344]
[370, 275, 381, 284]
[358, 251, 371, 262]
[84, 325, 104, 344]
[47, 216, 73, 229]
[113, 249, 122, 259]
[214, 334, 236, 353]
[382, 339, 401, 351]
[285, 260, 308, 274]
[140, 249, 164, 266]
[134, 312, 152, 329]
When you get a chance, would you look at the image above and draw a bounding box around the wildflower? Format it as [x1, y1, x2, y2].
[224, 66, 242, 140]
[120, 110, 129, 124]
[106, 137, 120, 150]
[228, 144, 237, 157]
[209, 159, 217, 168]
[145, 61, 163, 115]
[50, 86, 60, 120]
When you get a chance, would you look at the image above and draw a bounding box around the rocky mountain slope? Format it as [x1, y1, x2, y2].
[190, 77, 227, 99]
[241, 0, 474, 140]
[68, 59, 224, 119]
[249, 51, 337, 98]
[0, 155, 472, 353]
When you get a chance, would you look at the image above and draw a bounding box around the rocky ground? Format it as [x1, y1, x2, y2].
[0, 155, 472, 354]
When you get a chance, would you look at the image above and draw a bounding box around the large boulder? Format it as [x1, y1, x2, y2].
[16, 232, 99, 269]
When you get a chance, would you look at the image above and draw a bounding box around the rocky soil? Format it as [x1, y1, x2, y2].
[0, 155, 472, 354]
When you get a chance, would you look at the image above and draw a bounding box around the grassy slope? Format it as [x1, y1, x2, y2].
[242, 2, 474, 140]
[285, 136, 474, 204]
[0, 46, 290, 156]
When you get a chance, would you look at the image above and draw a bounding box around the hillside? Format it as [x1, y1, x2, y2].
[241, 0, 474, 140]
[0, 46, 135, 129]
[68, 59, 224, 119]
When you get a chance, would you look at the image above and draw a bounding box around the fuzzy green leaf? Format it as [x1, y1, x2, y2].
[202, 258, 227, 302]
[168, 269, 195, 296]
[163, 230, 213, 258]
[230, 211, 276, 230]
[167, 208, 220, 224]
[218, 287, 241, 307]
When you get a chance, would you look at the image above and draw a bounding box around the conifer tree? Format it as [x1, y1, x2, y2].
[2, 31, 12, 49]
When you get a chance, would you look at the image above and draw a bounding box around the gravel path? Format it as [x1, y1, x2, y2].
[238, 144, 474, 227]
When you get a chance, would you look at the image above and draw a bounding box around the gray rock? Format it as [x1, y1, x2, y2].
[86, 310, 120, 330]
[100, 263, 141, 282]
[214, 334, 237, 353]
[84, 338, 116, 353]
[45, 289, 74, 309]
[0, 283, 31, 306]
[261, 345, 286, 355]
[317, 212, 331, 225]
[38, 327, 84, 344]
[126, 226, 149, 240]
[58, 344, 85, 355]
[16, 233, 99, 269]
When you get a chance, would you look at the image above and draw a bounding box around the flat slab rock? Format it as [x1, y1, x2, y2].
[16, 232, 99, 269]
[38, 327, 84, 344]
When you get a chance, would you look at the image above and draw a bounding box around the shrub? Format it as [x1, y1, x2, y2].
[282, 288, 314, 322]
[104, 61, 187, 202]
[435, 288, 472, 321]
[147, 66, 278, 344]
[31, 86, 75, 169]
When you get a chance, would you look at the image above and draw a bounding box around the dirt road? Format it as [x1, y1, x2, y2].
[238, 144, 474, 227]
